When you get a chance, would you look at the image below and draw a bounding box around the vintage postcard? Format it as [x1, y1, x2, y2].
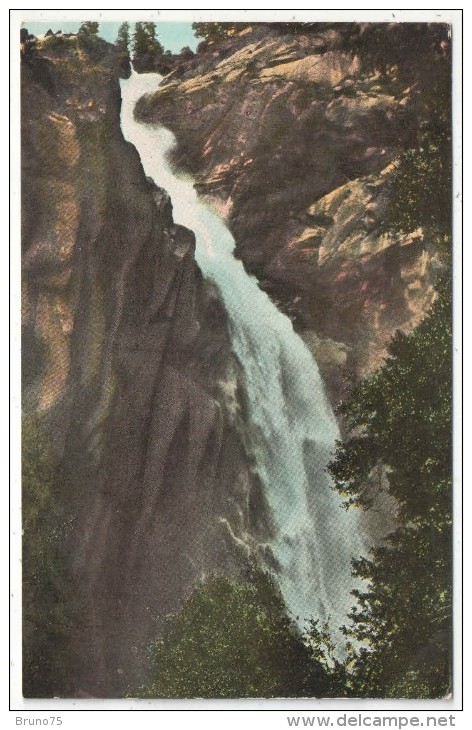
[11, 7, 462, 714]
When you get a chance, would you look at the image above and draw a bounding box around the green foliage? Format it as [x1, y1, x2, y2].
[327, 282, 452, 697]
[179, 46, 194, 61]
[345, 522, 451, 698]
[340, 23, 450, 83]
[329, 282, 452, 521]
[20, 28, 37, 60]
[76, 25, 109, 63]
[192, 23, 249, 46]
[132, 22, 165, 72]
[78, 21, 99, 37]
[382, 125, 451, 243]
[381, 51, 451, 245]
[115, 21, 130, 51]
[394, 39, 450, 242]
[132, 21, 164, 58]
[324, 24, 453, 693]
[304, 618, 353, 697]
[40, 32, 77, 54]
[338, 24, 452, 245]
[22, 414, 75, 697]
[133, 571, 332, 698]
[114, 22, 132, 78]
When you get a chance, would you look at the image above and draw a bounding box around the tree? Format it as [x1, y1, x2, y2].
[192, 22, 249, 47]
[340, 23, 452, 246]
[143, 22, 163, 55]
[340, 23, 450, 87]
[76, 21, 109, 62]
[20, 28, 37, 61]
[322, 25, 453, 692]
[115, 21, 132, 78]
[381, 122, 451, 244]
[132, 22, 165, 72]
[132, 22, 146, 57]
[115, 21, 130, 51]
[132, 21, 163, 58]
[329, 283, 452, 520]
[78, 21, 99, 36]
[133, 570, 333, 698]
[327, 282, 452, 697]
[345, 521, 452, 698]
[179, 46, 194, 61]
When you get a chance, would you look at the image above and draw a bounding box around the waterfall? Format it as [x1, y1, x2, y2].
[120, 71, 366, 644]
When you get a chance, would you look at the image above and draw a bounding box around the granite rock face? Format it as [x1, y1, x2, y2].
[22, 42, 267, 696]
[21, 25, 446, 697]
[136, 24, 443, 398]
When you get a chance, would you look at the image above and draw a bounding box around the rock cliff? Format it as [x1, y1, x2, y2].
[21, 23, 449, 697]
[135, 24, 445, 400]
[21, 38, 267, 697]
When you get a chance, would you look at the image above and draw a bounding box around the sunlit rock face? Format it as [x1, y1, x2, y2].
[136, 24, 443, 398]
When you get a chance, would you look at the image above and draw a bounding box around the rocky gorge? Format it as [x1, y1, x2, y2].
[20, 22, 451, 699]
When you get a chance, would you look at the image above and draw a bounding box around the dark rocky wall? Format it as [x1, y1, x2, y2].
[21, 40, 267, 697]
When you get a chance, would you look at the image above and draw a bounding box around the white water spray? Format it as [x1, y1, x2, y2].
[120, 71, 365, 643]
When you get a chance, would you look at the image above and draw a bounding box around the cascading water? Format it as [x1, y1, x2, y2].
[120, 71, 366, 645]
